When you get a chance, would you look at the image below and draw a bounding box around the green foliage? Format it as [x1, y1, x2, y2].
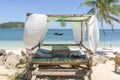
[0, 22, 24, 28]
[21, 50, 26, 56]
[80, 0, 120, 28]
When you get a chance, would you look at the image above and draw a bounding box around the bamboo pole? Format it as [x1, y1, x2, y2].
[26, 13, 91, 22]
[81, 44, 93, 54]
[26, 48, 32, 80]
[47, 14, 92, 17]
[26, 13, 92, 17]
[31, 44, 39, 50]
[43, 44, 80, 46]
[47, 20, 87, 22]
[79, 22, 84, 48]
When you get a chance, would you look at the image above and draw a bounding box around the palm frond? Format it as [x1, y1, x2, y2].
[80, 0, 120, 28]
[96, 12, 103, 23]
[108, 15, 120, 23]
[80, 0, 96, 7]
[87, 8, 95, 14]
[107, 0, 120, 4]
[104, 16, 114, 27]
[109, 3, 120, 16]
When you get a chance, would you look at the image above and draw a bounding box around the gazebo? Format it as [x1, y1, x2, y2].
[24, 13, 99, 80]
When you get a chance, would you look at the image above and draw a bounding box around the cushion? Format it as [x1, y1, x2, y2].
[34, 49, 52, 58]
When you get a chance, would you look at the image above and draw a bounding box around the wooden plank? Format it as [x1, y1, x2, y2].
[47, 20, 87, 22]
[32, 69, 91, 76]
[31, 68, 39, 80]
[43, 44, 80, 46]
[31, 43, 80, 50]
[31, 58, 89, 65]
[47, 14, 92, 17]
[27, 13, 92, 17]
[38, 69, 78, 72]
[31, 76, 36, 80]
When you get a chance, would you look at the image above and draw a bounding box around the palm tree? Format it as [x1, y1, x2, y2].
[80, 0, 120, 28]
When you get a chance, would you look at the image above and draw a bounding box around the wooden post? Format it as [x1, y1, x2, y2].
[81, 43, 93, 80]
[80, 22, 84, 49]
[81, 44, 93, 54]
[38, 43, 41, 49]
[26, 49, 33, 80]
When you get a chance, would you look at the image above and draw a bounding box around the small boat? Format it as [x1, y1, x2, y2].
[54, 32, 63, 35]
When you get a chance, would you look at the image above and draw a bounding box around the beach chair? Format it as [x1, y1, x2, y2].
[114, 52, 120, 72]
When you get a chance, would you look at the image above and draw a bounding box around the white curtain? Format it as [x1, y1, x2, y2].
[24, 14, 48, 49]
[88, 15, 99, 53]
[72, 22, 86, 44]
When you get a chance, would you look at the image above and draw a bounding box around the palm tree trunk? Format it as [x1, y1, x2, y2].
[108, 15, 120, 23]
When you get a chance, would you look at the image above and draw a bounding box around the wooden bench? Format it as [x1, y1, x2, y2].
[26, 48, 92, 80]
[27, 57, 91, 80]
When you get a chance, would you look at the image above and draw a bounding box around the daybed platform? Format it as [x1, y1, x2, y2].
[31, 57, 89, 65]
[24, 13, 99, 80]
[29, 58, 91, 80]
[27, 48, 91, 80]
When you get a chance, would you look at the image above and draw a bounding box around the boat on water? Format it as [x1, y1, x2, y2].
[54, 32, 63, 35]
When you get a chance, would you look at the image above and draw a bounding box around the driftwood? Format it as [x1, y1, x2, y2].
[114, 52, 120, 72]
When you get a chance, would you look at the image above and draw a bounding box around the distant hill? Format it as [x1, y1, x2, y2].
[0, 22, 24, 28]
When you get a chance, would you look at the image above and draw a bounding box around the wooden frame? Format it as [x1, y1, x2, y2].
[25, 13, 94, 80]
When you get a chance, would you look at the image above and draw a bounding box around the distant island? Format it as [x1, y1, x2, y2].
[0, 22, 24, 28]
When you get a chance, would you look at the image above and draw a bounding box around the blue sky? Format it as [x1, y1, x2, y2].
[0, 0, 119, 29]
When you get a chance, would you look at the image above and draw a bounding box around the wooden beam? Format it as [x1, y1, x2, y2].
[26, 13, 91, 22]
[81, 44, 93, 54]
[80, 22, 83, 48]
[47, 20, 88, 22]
[26, 13, 92, 17]
[43, 44, 80, 46]
[47, 14, 92, 17]
[32, 69, 91, 76]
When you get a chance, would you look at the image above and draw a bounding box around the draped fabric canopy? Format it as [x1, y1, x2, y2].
[24, 14, 99, 53]
[24, 14, 48, 49]
[71, 21, 86, 44]
[88, 15, 99, 53]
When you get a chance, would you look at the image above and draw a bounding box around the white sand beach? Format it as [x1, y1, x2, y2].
[0, 47, 120, 80]
[92, 60, 120, 80]
[92, 47, 120, 80]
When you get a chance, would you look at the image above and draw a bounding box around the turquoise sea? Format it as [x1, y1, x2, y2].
[0, 28, 120, 48]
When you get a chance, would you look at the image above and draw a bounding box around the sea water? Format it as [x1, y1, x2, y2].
[0, 28, 120, 48]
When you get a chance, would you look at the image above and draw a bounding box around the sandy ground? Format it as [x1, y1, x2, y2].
[1, 47, 120, 80]
[92, 60, 120, 80]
